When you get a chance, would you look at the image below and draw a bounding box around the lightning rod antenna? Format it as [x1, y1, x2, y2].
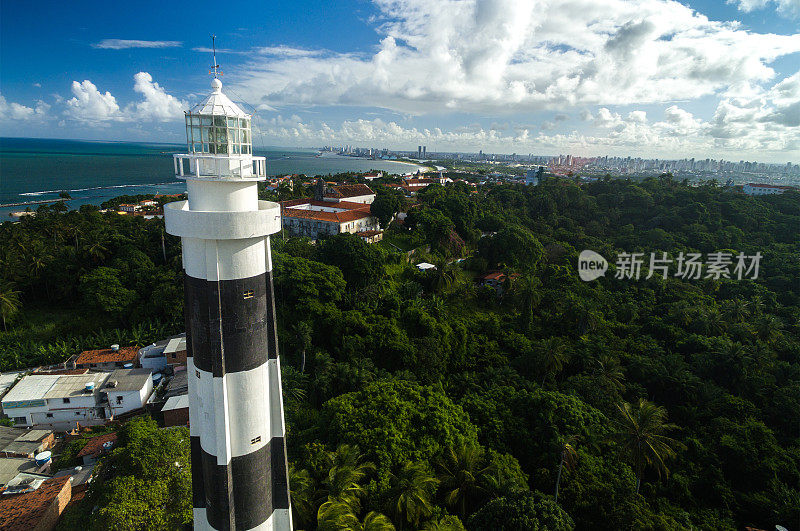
[210, 34, 222, 77]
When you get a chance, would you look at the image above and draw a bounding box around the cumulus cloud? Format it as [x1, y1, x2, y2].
[0, 95, 49, 121]
[64, 73, 186, 123]
[130, 72, 186, 120]
[230, 0, 800, 115]
[64, 80, 122, 122]
[93, 39, 182, 50]
[727, 0, 800, 18]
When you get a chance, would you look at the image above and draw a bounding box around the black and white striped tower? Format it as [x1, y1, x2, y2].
[164, 76, 291, 530]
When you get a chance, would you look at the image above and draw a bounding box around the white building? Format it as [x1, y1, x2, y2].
[101, 369, 153, 417]
[742, 183, 796, 196]
[1, 370, 152, 430]
[281, 199, 379, 239]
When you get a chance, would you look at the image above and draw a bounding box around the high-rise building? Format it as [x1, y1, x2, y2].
[418, 145, 422, 159]
[165, 77, 292, 530]
[422, 146, 426, 158]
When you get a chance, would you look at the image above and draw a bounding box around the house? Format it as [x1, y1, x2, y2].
[117, 204, 139, 213]
[138, 334, 186, 372]
[362, 172, 383, 181]
[100, 369, 153, 417]
[416, 262, 437, 271]
[51, 464, 95, 495]
[281, 198, 379, 239]
[0, 372, 22, 416]
[163, 370, 188, 399]
[1, 373, 112, 430]
[0, 426, 55, 458]
[357, 230, 383, 244]
[163, 335, 187, 367]
[73, 345, 139, 371]
[75, 433, 117, 466]
[162, 395, 189, 427]
[323, 183, 376, 204]
[742, 183, 797, 196]
[0, 475, 72, 531]
[0, 459, 41, 488]
[477, 271, 519, 294]
[1, 369, 153, 430]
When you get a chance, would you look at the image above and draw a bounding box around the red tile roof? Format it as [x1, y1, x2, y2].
[0, 476, 70, 530]
[74, 346, 138, 366]
[76, 432, 118, 459]
[281, 199, 373, 223]
[326, 183, 375, 198]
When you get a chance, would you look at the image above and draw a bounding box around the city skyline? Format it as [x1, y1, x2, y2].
[1, 0, 799, 163]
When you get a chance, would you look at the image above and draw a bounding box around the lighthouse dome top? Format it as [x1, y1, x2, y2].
[189, 79, 249, 118]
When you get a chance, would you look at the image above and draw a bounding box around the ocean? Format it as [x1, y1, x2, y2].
[0, 138, 424, 219]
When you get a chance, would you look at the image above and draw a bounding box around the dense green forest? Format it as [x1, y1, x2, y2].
[1, 175, 798, 530]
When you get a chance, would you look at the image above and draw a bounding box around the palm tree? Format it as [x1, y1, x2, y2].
[609, 399, 685, 493]
[321, 445, 376, 510]
[554, 435, 579, 503]
[289, 464, 318, 529]
[537, 337, 569, 387]
[388, 461, 439, 530]
[431, 258, 456, 294]
[722, 299, 749, 324]
[435, 444, 489, 519]
[292, 320, 313, 373]
[592, 355, 625, 393]
[510, 274, 541, 332]
[754, 314, 782, 344]
[317, 500, 395, 531]
[0, 282, 21, 331]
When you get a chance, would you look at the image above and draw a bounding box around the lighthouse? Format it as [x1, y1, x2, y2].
[164, 74, 291, 530]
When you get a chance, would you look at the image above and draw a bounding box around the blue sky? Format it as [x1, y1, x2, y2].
[1, 0, 798, 162]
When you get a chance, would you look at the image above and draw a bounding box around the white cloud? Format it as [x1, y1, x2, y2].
[727, 0, 800, 18]
[64, 80, 122, 122]
[93, 39, 182, 50]
[63, 73, 185, 123]
[130, 72, 187, 121]
[0, 94, 49, 121]
[230, 0, 800, 115]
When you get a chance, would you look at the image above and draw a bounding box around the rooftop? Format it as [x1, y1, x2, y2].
[163, 336, 186, 355]
[76, 432, 117, 460]
[74, 346, 138, 366]
[189, 79, 248, 118]
[3, 373, 110, 403]
[162, 395, 189, 412]
[0, 426, 53, 456]
[0, 373, 22, 396]
[0, 476, 71, 530]
[0, 459, 39, 487]
[326, 183, 375, 199]
[102, 369, 152, 392]
[164, 371, 188, 398]
[281, 198, 373, 223]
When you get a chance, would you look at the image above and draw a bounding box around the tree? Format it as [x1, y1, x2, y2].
[537, 337, 569, 387]
[609, 399, 684, 493]
[292, 320, 313, 373]
[389, 461, 439, 529]
[318, 500, 396, 531]
[289, 465, 317, 529]
[468, 491, 575, 531]
[323, 380, 479, 479]
[435, 444, 490, 519]
[0, 282, 21, 331]
[79, 267, 136, 317]
[371, 192, 402, 227]
[316, 233, 386, 290]
[554, 436, 579, 503]
[321, 444, 376, 509]
[477, 225, 543, 270]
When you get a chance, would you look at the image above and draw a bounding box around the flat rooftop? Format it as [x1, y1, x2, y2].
[2, 373, 109, 403]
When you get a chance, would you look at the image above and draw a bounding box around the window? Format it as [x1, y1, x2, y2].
[116, 396, 123, 404]
[63, 398, 70, 404]
[251, 436, 261, 445]
[13, 417, 26, 425]
[195, 370, 200, 378]
[243, 289, 255, 299]
[46, 413, 53, 418]
[75, 412, 81, 416]
[171, 353, 177, 359]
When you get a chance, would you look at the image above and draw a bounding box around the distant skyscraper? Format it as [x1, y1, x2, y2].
[422, 146, 427, 158]
[418, 145, 422, 159]
[165, 77, 292, 530]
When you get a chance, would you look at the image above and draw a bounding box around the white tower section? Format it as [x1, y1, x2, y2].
[164, 78, 291, 531]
